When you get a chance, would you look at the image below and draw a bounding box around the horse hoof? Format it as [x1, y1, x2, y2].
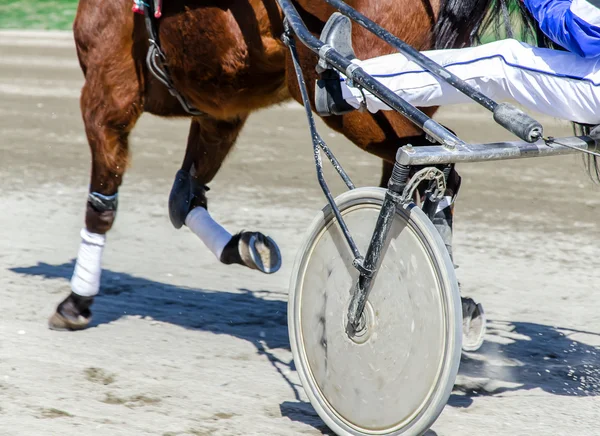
[221, 232, 282, 274]
[239, 231, 282, 274]
[461, 297, 486, 352]
[48, 292, 94, 332]
[48, 311, 92, 331]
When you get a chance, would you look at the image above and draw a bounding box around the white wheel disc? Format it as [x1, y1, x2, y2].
[289, 187, 462, 435]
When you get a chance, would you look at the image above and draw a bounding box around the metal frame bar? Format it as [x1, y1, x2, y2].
[397, 135, 600, 166]
[278, 0, 600, 333]
[283, 21, 366, 266]
[278, 0, 457, 333]
[346, 163, 411, 333]
[277, 0, 464, 149]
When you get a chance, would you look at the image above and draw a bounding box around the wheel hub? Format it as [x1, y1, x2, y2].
[346, 300, 375, 344]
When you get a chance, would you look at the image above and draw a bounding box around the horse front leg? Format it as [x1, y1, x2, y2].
[169, 116, 282, 274]
[48, 63, 142, 331]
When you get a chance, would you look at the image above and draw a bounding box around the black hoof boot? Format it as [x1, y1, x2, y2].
[220, 231, 282, 274]
[48, 292, 94, 331]
[169, 169, 209, 229]
[315, 12, 357, 117]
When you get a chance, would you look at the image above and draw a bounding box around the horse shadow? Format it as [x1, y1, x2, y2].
[11, 259, 290, 348]
[10, 260, 304, 403]
[10, 261, 600, 433]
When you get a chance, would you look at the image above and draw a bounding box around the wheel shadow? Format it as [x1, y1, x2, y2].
[10, 261, 600, 433]
[449, 319, 600, 408]
[278, 401, 439, 435]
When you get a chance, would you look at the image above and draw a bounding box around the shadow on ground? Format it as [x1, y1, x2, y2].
[12, 259, 289, 347]
[450, 320, 600, 408]
[11, 261, 600, 432]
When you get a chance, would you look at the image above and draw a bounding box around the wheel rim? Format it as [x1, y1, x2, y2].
[289, 188, 461, 436]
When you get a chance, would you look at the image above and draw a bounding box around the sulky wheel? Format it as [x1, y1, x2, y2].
[289, 187, 462, 436]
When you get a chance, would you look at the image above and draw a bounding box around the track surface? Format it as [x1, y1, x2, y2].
[1, 31, 599, 436]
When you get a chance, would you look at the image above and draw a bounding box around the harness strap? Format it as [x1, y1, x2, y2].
[142, 4, 205, 117]
[88, 192, 118, 213]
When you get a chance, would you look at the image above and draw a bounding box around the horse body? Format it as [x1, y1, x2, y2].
[74, 0, 444, 189]
[50, 0, 510, 329]
[154, 1, 290, 118]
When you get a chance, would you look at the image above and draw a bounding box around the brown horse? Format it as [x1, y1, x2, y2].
[48, 0, 524, 331]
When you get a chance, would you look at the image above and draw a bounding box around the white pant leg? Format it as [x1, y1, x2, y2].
[341, 39, 600, 125]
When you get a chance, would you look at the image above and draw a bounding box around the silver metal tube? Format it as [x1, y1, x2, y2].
[396, 135, 600, 166]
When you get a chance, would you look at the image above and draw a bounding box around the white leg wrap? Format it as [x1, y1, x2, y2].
[71, 228, 106, 298]
[185, 207, 232, 260]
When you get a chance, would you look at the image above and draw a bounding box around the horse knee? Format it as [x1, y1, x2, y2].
[86, 192, 118, 234]
[168, 169, 209, 229]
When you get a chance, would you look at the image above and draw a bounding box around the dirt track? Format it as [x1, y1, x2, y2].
[0, 30, 599, 436]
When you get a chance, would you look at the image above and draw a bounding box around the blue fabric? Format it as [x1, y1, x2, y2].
[524, 0, 600, 58]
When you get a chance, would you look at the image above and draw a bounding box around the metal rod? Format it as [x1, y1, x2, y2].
[396, 135, 600, 166]
[284, 24, 355, 190]
[284, 22, 363, 262]
[317, 139, 355, 190]
[281, 20, 354, 190]
[346, 163, 410, 333]
[346, 192, 398, 332]
[276, 0, 464, 149]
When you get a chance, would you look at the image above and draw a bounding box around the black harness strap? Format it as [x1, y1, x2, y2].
[143, 5, 205, 116]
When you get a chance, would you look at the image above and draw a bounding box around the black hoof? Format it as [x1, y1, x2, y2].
[48, 292, 94, 331]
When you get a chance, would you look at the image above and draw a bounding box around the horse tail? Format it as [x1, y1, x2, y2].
[433, 0, 556, 49]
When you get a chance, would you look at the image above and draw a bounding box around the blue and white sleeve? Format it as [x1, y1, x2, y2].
[523, 0, 600, 58]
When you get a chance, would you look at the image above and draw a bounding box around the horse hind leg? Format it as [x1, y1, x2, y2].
[48, 53, 142, 331]
[169, 117, 282, 274]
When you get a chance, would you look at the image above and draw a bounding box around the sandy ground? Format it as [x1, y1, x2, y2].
[0, 30, 599, 436]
